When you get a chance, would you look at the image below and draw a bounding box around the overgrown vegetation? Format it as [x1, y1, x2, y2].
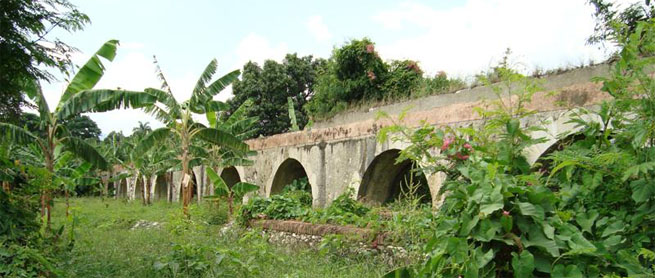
[382, 18, 655, 278]
[51, 198, 393, 278]
[305, 38, 465, 120]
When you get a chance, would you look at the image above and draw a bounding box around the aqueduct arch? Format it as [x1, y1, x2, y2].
[269, 158, 312, 196]
[115, 64, 613, 208]
[220, 167, 241, 188]
[358, 149, 431, 204]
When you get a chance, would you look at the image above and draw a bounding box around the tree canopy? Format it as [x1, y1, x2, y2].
[227, 54, 326, 138]
[0, 0, 90, 123]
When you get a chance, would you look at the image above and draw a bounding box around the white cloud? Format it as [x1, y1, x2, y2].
[372, 0, 613, 78]
[306, 15, 333, 42]
[234, 33, 289, 67]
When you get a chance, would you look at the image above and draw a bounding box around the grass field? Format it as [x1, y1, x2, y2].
[51, 197, 393, 277]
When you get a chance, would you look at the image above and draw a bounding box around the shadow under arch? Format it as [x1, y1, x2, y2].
[220, 167, 241, 188]
[534, 133, 587, 173]
[358, 149, 431, 205]
[270, 158, 311, 196]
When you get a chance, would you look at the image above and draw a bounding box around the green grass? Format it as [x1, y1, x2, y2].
[52, 197, 393, 277]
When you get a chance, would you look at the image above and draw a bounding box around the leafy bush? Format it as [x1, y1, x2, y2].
[306, 38, 466, 120]
[383, 20, 655, 276]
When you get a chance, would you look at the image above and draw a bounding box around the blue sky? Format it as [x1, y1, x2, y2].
[41, 0, 633, 136]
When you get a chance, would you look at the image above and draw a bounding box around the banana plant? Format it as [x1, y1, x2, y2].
[135, 57, 248, 217]
[204, 99, 258, 169]
[133, 139, 177, 205]
[0, 40, 157, 227]
[53, 151, 95, 217]
[205, 167, 258, 218]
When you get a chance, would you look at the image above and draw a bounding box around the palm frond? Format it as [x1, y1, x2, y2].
[195, 128, 249, 154]
[193, 59, 218, 96]
[134, 127, 173, 157]
[191, 69, 240, 106]
[61, 137, 108, 170]
[56, 89, 157, 120]
[206, 167, 229, 196]
[153, 55, 173, 93]
[23, 79, 51, 120]
[58, 40, 120, 109]
[0, 123, 40, 145]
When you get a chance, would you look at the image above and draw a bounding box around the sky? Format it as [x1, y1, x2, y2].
[40, 0, 636, 137]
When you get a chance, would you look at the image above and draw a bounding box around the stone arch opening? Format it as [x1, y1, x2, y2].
[358, 149, 431, 205]
[119, 178, 127, 198]
[270, 158, 312, 195]
[220, 167, 241, 188]
[154, 175, 167, 201]
[535, 133, 587, 173]
[135, 177, 144, 199]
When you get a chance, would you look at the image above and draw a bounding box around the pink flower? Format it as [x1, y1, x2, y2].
[366, 44, 375, 53]
[367, 71, 376, 80]
[441, 137, 454, 151]
[503, 210, 510, 216]
[463, 143, 472, 150]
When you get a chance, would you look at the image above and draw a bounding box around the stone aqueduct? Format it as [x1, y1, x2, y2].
[114, 65, 612, 208]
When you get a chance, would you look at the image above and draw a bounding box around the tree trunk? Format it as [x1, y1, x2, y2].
[227, 193, 233, 220]
[65, 189, 70, 217]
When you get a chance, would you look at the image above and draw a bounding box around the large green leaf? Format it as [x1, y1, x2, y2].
[60, 137, 108, 170]
[479, 185, 503, 216]
[56, 89, 157, 120]
[206, 167, 229, 196]
[193, 59, 217, 96]
[133, 127, 173, 157]
[195, 128, 248, 154]
[23, 79, 51, 121]
[191, 69, 240, 106]
[232, 182, 259, 197]
[511, 250, 534, 278]
[58, 40, 119, 109]
[0, 123, 40, 145]
[551, 264, 583, 278]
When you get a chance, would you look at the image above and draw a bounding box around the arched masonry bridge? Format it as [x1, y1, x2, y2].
[114, 65, 612, 208]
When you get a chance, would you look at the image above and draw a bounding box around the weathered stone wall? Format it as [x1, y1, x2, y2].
[116, 64, 612, 208]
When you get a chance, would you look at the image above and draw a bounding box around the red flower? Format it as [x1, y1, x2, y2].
[455, 152, 469, 160]
[366, 44, 375, 53]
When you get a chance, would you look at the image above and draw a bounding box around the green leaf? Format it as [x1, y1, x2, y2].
[56, 89, 157, 120]
[288, 97, 299, 131]
[232, 182, 259, 197]
[134, 127, 173, 156]
[623, 161, 655, 181]
[517, 202, 544, 220]
[61, 137, 108, 170]
[523, 225, 559, 257]
[575, 210, 599, 234]
[383, 268, 412, 278]
[630, 179, 654, 203]
[58, 40, 119, 109]
[601, 220, 624, 238]
[501, 215, 513, 233]
[459, 214, 480, 236]
[206, 167, 229, 196]
[511, 250, 534, 278]
[195, 128, 248, 154]
[0, 123, 40, 145]
[551, 264, 583, 278]
[479, 185, 503, 216]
